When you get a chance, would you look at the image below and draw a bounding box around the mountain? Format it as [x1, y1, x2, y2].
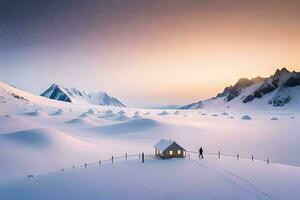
[181, 68, 300, 110]
[41, 84, 125, 107]
[0, 81, 58, 108]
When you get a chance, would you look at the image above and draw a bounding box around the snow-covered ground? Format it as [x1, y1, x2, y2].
[1, 156, 300, 200]
[1, 82, 300, 199]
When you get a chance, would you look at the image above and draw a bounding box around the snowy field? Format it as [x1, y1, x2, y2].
[2, 156, 300, 200]
[1, 82, 300, 199]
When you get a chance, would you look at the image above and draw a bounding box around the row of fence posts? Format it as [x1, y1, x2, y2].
[195, 151, 270, 165]
[42, 151, 270, 177]
[61, 152, 145, 173]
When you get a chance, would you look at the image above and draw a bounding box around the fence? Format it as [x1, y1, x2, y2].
[27, 150, 271, 178]
[41, 152, 152, 177]
[186, 150, 270, 164]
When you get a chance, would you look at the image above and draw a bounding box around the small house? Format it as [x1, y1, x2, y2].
[154, 139, 186, 159]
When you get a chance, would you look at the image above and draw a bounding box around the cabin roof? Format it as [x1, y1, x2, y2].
[154, 139, 180, 151]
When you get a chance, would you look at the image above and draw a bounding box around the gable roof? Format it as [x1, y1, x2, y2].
[154, 139, 175, 151]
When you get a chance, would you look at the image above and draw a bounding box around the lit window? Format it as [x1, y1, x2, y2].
[170, 150, 173, 155]
[178, 150, 181, 154]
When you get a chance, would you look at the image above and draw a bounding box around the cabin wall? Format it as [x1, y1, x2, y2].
[163, 148, 185, 159]
[155, 148, 165, 157]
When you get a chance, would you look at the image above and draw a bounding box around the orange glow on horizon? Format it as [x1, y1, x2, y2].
[2, 1, 300, 106]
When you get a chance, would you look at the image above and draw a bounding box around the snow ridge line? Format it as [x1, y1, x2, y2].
[193, 158, 272, 200]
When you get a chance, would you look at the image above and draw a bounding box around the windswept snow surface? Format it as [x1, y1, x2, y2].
[1, 82, 300, 199]
[1, 157, 300, 200]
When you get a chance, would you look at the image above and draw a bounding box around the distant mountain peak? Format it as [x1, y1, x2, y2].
[41, 84, 125, 107]
[275, 67, 290, 75]
[181, 67, 300, 110]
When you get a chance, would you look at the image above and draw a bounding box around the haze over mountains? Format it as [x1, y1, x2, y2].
[1, 67, 300, 110]
[41, 84, 125, 107]
[181, 68, 300, 110]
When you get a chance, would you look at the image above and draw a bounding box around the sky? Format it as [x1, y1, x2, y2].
[0, 0, 300, 107]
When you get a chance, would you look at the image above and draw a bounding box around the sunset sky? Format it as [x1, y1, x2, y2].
[0, 0, 300, 107]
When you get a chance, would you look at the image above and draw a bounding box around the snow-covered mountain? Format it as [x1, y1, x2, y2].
[181, 68, 300, 110]
[41, 84, 125, 107]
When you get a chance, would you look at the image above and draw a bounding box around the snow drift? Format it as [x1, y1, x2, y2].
[24, 109, 48, 117]
[88, 118, 163, 135]
[51, 109, 64, 116]
[241, 115, 252, 120]
[158, 111, 169, 116]
[67, 118, 98, 127]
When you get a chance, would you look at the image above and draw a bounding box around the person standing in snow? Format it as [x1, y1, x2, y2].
[199, 147, 203, 159]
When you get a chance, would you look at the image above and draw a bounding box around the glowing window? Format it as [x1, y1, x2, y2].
[178, 150, 181, 154]
[170, 150, 173, 155]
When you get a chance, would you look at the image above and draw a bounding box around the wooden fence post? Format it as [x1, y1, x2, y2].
[73, 166, 75, 171]
[112, 156, 114, 163]
[251, 155, 254, 162]
[237, 153, 239, 160]
[85, 163, 87, 168]
[62, 168, 64, 172]
[99, 160, 101, 165]
[142, 152, 144, 163]
[125, 153, 127, 160]
[218, 151, 220, 159]
[267, 157, 270, 164]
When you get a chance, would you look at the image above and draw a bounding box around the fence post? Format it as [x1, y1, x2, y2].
[85, 163, 87, 168]
[99, 160, 101, 165]
[73, 166, 75, 171]
[218, 151, 220, 159]
[267, 157, 270, 164]
[125, 153, 127, 160]
[62, 168, 64, 172]
[142, 152, 144, 163]
[237, 153, 239, 160]
[251, 155, 254, 162]
[112, 156, 114, 163]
